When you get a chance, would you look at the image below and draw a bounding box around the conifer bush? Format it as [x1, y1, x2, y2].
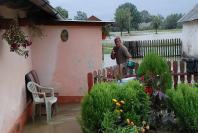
[137, 53, 172, 92]
[167, 84, 198, 132]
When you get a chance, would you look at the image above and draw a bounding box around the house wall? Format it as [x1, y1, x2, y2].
[0, 6, 32, 133]
[32, 26, 102, 96]
[182, 20, 198, 57]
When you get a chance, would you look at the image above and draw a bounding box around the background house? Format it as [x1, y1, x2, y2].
[179, 4, 198, 57]
[0, 0, 112, 132]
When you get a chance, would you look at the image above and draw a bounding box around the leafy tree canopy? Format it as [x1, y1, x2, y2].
[115, 8, 132, 35]
[115, 2, 141, 30]
[74, 11, 87, 20]
[151, 15, 162, 34]
[140, 10, 152, 23]
[164, 13, 183, 29]
[55, 6, 68, 19]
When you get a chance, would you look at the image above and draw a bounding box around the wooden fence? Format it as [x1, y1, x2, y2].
[87, 60, 198, 92]
[124, 39, 182, 58]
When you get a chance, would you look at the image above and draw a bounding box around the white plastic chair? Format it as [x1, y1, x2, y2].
[27, 81, 57, 122]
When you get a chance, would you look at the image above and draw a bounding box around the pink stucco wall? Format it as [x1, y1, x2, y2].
[32, 26, 102, 96]
[0, 29, 32, 133]
[0, 4, 103, 133]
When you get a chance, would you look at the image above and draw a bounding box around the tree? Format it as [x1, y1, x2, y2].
[55, 6, 68, 19]
[140, 10, 152, 23]
[152, 16, 161, 34]
[115, 3, 141, 30]
[164, 13, 183, 29]
[115, 8, 132, 35]
[123, 3, 141, 30]
[74, 11, 87, 20]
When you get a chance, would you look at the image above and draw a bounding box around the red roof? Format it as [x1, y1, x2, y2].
[87, 15, 101, 21]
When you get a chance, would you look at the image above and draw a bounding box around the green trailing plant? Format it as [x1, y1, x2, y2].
[28, 22, 44, 39]
[167, 84, 198, 132]
[80, 81, 150, 133]
[2, 21, 32, 58]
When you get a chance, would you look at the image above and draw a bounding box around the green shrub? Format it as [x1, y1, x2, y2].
[167, 84, 198, 132]
[137, 53, 172, 91]
[80, 81, 150, 133]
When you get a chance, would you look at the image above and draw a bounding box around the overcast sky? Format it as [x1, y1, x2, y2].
[49, 0, 197, 21]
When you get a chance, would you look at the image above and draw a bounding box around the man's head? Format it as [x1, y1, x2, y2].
[114, 37, 122, 48]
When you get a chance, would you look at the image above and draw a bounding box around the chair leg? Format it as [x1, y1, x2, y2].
[54, 103, 58, 115]
[46, 102, 52, 123]
[52, 103, 58, 115]
[32, 103, 36, 122]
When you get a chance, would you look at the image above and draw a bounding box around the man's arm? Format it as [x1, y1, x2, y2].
[122, 46, 132, 59]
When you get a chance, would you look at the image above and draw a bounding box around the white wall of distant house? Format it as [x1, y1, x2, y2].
[182, 20, 198, 57]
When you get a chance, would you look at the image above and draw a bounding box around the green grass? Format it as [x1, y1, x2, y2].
[102, 41, 114, 54]
[110, 29, 182, 37]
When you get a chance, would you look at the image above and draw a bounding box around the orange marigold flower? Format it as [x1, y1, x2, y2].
[116, 102, 121, 107]
[141, 128, 145, 133]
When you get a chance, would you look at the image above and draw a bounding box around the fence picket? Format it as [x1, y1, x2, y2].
[124, 38, 182, 58]
[88, 60, 198, 92]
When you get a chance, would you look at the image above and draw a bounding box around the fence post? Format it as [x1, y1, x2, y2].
[93, 71, 98, 84]
[173, 61, 178, 88]
[180, 61, 185, 83]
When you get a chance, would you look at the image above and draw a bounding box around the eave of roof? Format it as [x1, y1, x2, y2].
[36, 20, 114, 26]
[29, 0, 65, 20]
[178, 4, 198, 23]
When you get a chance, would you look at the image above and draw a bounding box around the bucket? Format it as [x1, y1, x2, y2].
[127, 60, 135, 69]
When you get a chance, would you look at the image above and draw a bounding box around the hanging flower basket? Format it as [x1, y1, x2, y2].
[2, 21, 32, 58]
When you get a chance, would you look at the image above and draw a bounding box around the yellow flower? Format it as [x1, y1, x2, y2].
[120, 100, 125, 104]
[119, 109, 123, 113]
[116, 102, 121, 107]
[112, 99, 117, 103]
[126, 119, 131, 124]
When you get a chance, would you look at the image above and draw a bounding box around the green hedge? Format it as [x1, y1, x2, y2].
[167, 84, 198, 132]
[80, 81, 150, 133]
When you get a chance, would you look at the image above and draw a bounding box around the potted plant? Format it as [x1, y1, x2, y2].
[102, 25, 110, 40]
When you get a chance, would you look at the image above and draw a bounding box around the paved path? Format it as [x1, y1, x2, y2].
[22, 103, 82, 133]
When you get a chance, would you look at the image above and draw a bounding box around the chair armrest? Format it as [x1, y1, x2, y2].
[32, 92, 46, 97]
[33, 82, 55, 97]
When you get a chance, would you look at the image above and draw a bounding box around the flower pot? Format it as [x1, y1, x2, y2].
[144, 86, 153, 96]
[102, 34, 107, 40]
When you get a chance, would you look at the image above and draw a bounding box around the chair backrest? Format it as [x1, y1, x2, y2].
[27, 82, 40, 102]
[26, 70, 41, 92]
[31, 70, 40, 85]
